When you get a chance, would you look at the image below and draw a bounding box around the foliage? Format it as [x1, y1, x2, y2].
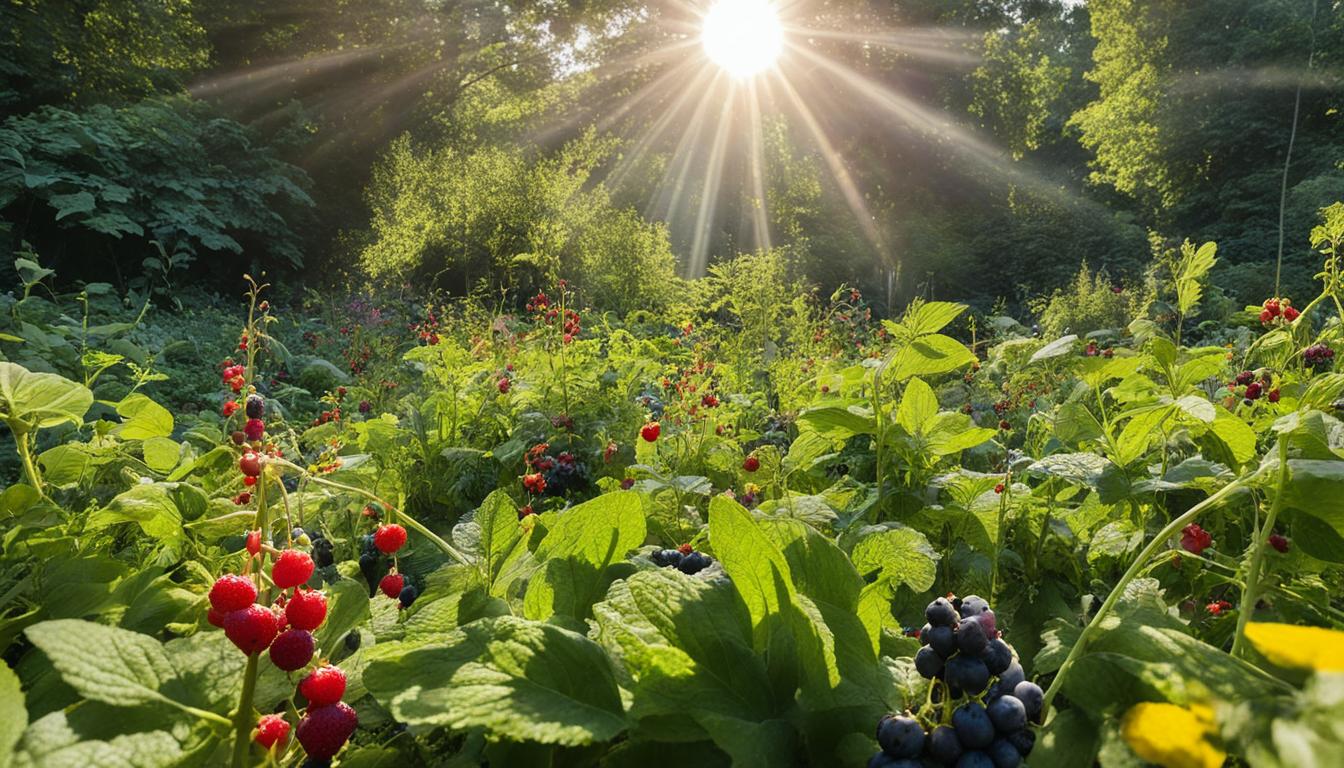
[1031, 261, 1144, 338]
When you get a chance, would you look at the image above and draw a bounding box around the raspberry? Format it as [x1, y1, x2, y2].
[1180, 523, 1212, 556]
[239, 451, 263, 477]
[523, 472, 547, 494]
[1206, 600, 1233, 616]
[1268, 533, 1290, 553]
[299, 665, 347, 706]
[223, 400, 240, 417]
[224, 604, 279, 654]
[517, 504, 533, 519]
[245, 394, 265, 419]
[286, 588, 328, 630]
[254, 713, 290, 749]
[244, 418, 265, 441]
[641, 421, 661, 442]
[379, 572, 404, 599]
[272, 549, 315, 589]
[497, 378, 511, 393]
[620, 478, 635, 490]
[269, 629, 315, 671]
[742, 455, 760, 472]
[297, 701, 357, 759]
[373, 524, 407, 555]
[994, 483, 1005, 494]
[209, 574, 257, 612]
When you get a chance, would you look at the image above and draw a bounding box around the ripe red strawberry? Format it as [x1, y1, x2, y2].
[224, 604, 279, 654]
[272, 549, 315, 589]
[373, 524, 407, 555]
[297, 701, 357, 759]
[269, 629, 315, 671]
[239, 451, 263, 477]
[641, 422, 661, 442]
[286, 588, 328, 630]
[299, 665, 347, 706]
[210, 574, 258, 612]
[1268, 533, 1290, 553]
[254, 713, 290, 749]
[380, 572, 405, 599]
[742, 455, 760, 472]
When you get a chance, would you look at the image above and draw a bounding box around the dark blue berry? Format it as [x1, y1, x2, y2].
[399, 584, 419, 608]
[928, 625, 957, 658]
[982, 638, 1012, 675]
[997, 662, 1025, 692]
[677, 551, 712, 574]
[877, 715, 925, 758]
[927, 597, 959, 628]
[926, 724, 963, 764]
[245, 394, 265, 419]
[945, 654, 990, 695]
[1006, 729, 1035, 757]
[344, 630, 361, 651]
[952, 703, 995, 749]
[987, 695, 1026, 733]
[954, 751, 994, 768]
[915, 646, 945, 679]
[959, 595, 990, 617]
[956, 617, 989, 655]
[987, 739, 1022, 768]
[1012, 681, 1043, 721]
[920, 623, 933, 643]
[867, 754, 919, 768]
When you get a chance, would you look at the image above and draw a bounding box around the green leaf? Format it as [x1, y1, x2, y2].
[114, 394, 173, 440]
[363, 616, 626, 746]
[0, 363, 92, 430]
[87, 484, 183, 542]
[0, 661, 27, 767]
[523, 492, 645, 621]
[896, 378, 937, 434]
[25, 621, 177, 710]
[849, 525, 940, 593]
[1030, 335, 1078, 362]
[1210, 406, 1258, 466]
[141, 437, 180, 474]
[888, 334, 976, 381]
[1027, 453, 1130, 504]
[900, 301, 966, 337]
[796, 405, 875, 439]
[1175, 240, 1217, 315]
[48, 191, 96, 220]
[454, 490, 536, 597]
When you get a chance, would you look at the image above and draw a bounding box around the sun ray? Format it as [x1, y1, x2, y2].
[745, 78, 773, 253]
[689, 88, 737, 277]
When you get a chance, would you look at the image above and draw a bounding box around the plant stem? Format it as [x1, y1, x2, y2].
[1041, 477, 1246, 717]
[1231, 437, 1288, 659]
[229, 653, 260, 768]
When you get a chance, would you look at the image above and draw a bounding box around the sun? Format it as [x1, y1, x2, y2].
[701, 0, 783, 78]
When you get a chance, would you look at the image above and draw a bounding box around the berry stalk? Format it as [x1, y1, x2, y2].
[1230, 436, 1288, 659]
[1040, 477, 1247, 717]
[231, 461, 270, 768]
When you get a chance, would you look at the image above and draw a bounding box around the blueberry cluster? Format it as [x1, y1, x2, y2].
[868, 595, 1041, 768]
[298, 527, 334, 568]
[358, 533, 387, 596]
[651, 547, 712, 575]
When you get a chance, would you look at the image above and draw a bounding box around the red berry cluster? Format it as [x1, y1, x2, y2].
[221, 361, 246, 394]
[1230, 370, 1279, 404]
[1205, 600, 1233, 616]
[1259, 297, 1300, 326]
[1083, 341, 1114, 358]
[411, 307, 442, 346]
[1268, 533, 1291, 553]
[1303, 343, 1335, 372]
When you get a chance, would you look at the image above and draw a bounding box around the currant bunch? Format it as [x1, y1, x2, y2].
[650, 543, 713, 575]
[868, 595, 1041, 768]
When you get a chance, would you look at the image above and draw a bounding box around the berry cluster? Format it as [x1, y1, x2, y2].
[1259, 298, 1300, 326]
[358, 523, 417, 607]
[650, 543, 713, 575]
[221, 361, 247, 394]
[208, 549, 357, 761]
[869, 595, 1039, 768]
[521, 442, 589, 498]
[1303, 344, 1335, 372]
[1230, 370, 1279, 405]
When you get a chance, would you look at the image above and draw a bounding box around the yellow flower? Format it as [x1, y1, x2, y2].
[1121, 702, 1226, 768]
[1244, 622, 1344, 671]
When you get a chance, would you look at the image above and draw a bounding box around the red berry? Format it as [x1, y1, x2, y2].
[239, 451, 263, 477]
[517, 504, 534, 520]
[677, 543, 693, 555]
[299, 665, 347, 706]
[497, 378, 511, 393]
[380, 572, 405, 599]
[373, 524, 407, 555]
[209, 574, 258, 612]
[286, 588, 328, 630]
[272, 549, 315, 589]
[223, 401, 240, 417]
[254, 714, 290, 749]
[297, 701, 357, 759]
[620, 478, 635, 490]
[641, 422, 661, 442]
[269, 629, 315, 671]
[743, 456, 760, 472]
[245, 530, 262, 555]
[994, 483, 1005, 494]
[207, 607, 227, 628]
[1268, 534, 1290, 553]
[224, 604, 279, 654]
[244, 418, 265, 441]
[1181, 523, 1213, 556]
[243, 475, 257, 487]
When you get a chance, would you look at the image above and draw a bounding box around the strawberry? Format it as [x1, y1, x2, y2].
[239, 451, 264, 477]
[742, 455, 760, 472]
[299, 664, 347, 706]
[380, 572, 405, 599]
[641, 422, 661, 442]
[272, 549, 315, 589]
[254, 713, 290, 749]
[209, 574, 258, 612]
[286, 588, 328, 630]
[373, 524, 407, 555]
[269, 629, 315, 671]
[224, 604, 279, 654]
[297, 701, 357, 759]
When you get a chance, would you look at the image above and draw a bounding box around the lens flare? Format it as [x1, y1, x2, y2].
[701, 0, 783, 78]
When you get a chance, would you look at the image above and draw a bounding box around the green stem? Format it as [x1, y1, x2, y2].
[989, 471, 1010, 601]
[13, 428, 46, 498]
[229, 653, 260, 768]
[1041, 477, 1246, 717]
[1231, 437, 1288, 659]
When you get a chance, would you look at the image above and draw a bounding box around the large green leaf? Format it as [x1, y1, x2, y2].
[25, 621, 178, 710]
[849, 525, 940, 594]
[887, 334, 976, 381]
[87, 484, 184, 543]
[896, 377, 937, 433]
[0, 661, 26, 768]
[1027, 452, 1131, 504]
[453, 490, 537, 597]
[0, 363, 92, 430]
[523, 492, 645, 621]
[363, 616, 627, 746]
[795, 404, 875, 440]
[114, 394, 173, 440]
